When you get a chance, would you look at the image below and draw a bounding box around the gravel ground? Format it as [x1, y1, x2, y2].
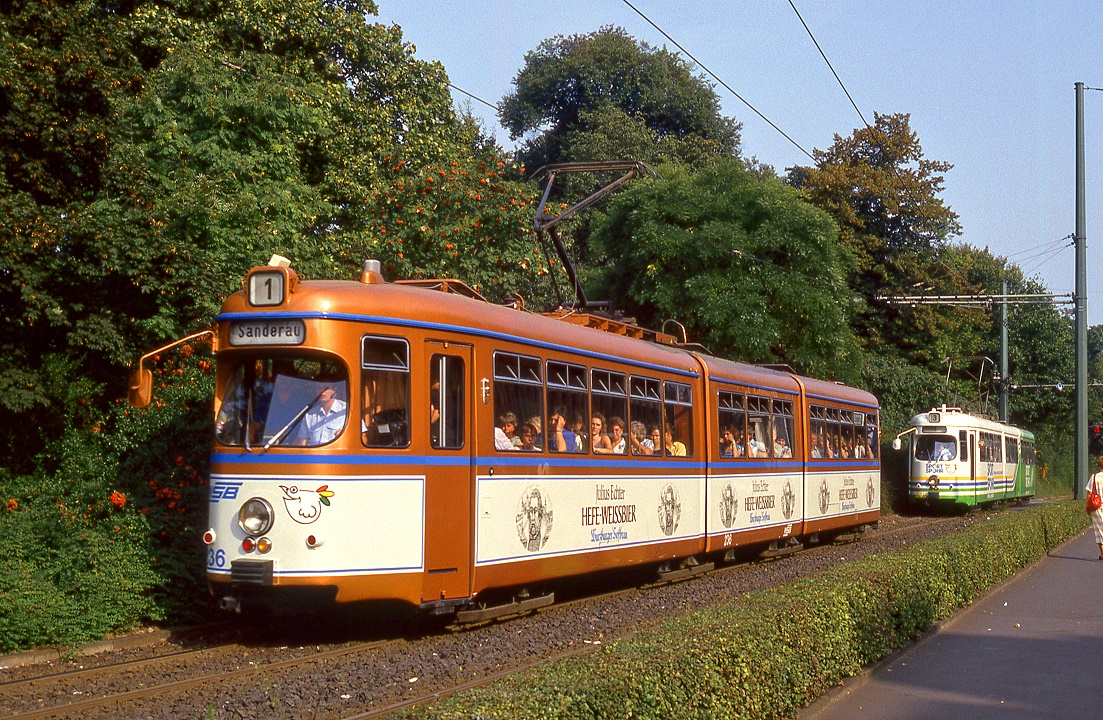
[2, 511, 1001, 720]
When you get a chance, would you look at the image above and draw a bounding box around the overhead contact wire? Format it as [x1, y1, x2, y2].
[620, 0, 815, 161]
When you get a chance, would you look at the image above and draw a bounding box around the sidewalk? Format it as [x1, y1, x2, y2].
[800, 529, 1103, 720]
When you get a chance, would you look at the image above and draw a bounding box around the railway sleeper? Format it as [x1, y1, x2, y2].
[453, 592, 555, 625]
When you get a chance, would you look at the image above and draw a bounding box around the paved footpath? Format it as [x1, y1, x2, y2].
[800, 529, 1103, 720]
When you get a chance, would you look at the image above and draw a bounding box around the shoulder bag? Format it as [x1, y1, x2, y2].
[1087, 475, 1102, 514]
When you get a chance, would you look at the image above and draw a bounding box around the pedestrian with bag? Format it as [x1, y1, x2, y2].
[1087, 456, 1103, 559]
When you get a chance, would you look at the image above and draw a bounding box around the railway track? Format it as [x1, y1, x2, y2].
[1, 512, 981, 720]
[1, 639, 405, 720]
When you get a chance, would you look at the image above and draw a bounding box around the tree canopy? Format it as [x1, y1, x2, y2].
[588, 159, 857, 377]
[0, 0, 546, 469]
[499, 26, 740, 172]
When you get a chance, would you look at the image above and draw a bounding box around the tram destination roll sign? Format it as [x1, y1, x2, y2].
[228, 319, 306, 346]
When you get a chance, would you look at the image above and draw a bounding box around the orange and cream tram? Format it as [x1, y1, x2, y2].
[133, 258, 880, 618]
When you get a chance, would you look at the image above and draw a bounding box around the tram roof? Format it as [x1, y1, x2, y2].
[219, 272, 876, 405]
[909, 407, 1025, 435]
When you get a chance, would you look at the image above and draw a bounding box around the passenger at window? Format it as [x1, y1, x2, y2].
[525, 416, 543, 449]
[665, 428, 686, 456]
[495, 412, 519, 451]
[570, 412, 587, 451]
[773, 429, 792, 458]
[548, 406, 574, 452]
[517, 422, 541, 451]
[719, 427, 737, 458]
[629, 420, 652, 455]
[650, 426, 663, 454]
[810, 432, 823, 459]
[609, 416, 627, 454]
[592, 414, 613, 453]
[747, 432, 767, 458]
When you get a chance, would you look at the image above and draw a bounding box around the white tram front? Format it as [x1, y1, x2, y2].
[895, 406, 1034, 509]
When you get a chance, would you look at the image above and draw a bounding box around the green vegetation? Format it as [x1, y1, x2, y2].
[0, 5, 1095, 652]
[398, 502, 1087, 720]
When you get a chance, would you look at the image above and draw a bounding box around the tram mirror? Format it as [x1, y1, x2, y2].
[128, 368, 153, 409]
[892, 438, 902, 451]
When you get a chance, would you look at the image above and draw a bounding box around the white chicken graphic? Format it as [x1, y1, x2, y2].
[280, 484, 335, 524]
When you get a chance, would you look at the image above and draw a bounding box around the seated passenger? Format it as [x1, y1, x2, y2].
[665, 428, 687, 456]
[525, 415, 543, 449]
[609, 416, 627, 454]
[548, 406, 575, 452]
[495, 412, 519, 451]
[570, 412, 587, 451]
[517, 422, 541, 451]
[810, 432, 823, 459]
[591, 414, 613, 453]
[747, 432, 768, 458]
[629, 420, 653, 455]
[719, 426, 737, 458]
[649, 426, 663, 454]
[773, 431, 793, 458]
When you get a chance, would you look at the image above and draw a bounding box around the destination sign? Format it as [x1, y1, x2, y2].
[227, 319, 306, 346]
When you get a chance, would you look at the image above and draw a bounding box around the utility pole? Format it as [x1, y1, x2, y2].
[1075, 82, 1088, 500]
[1000, 278, 1009, 422]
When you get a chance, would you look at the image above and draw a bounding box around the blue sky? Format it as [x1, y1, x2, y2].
[375, 1, 1103, 324]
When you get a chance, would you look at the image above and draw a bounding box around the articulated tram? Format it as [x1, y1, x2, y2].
[131, 258, 881, 618]
[895, 406, 1036, 510]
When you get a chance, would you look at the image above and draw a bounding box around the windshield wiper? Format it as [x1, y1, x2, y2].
[262, 388, 326, 452]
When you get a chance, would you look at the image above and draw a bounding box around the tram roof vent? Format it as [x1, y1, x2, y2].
[360, 259, 385, 285]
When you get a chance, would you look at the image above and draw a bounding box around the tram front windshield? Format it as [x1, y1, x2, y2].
[216, 353, 349, 448]
[914, 435, 957, 462]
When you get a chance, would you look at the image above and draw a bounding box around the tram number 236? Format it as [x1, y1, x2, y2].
[723, 533, 734, 547]
[207, 548, 227, 568]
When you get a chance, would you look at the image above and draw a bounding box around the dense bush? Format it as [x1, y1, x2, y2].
[0, 348, 215, 652]
[400, 502, 1086, 720]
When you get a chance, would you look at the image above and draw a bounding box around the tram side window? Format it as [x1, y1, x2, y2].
[629, 376, 662, 456]
[959, 430, 969, 462]
[826, 407, 843, 459]
[592, 369, 628, 454]
[1022, 441, 1035, 465]
[840, 409, 856, 459]
[430, 355, 464, 449]
[979, 431, 1003, 463]
[493, 352, 544, 452]
[747, 396, 772, 458]
[1005, 436, 1019, 464]
[718, 391, 746, 458]
[361, 336, 410, 448]
[809, 405, 828, 458]
[216, 354, 350, 448]
[547, 360, 588, 453]
[664, 381, 693, 456]
[772, 399, 794, 458]
[865, 413, 879, 459]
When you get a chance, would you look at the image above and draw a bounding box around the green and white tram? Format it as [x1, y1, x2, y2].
[893, 406, 1036, 509]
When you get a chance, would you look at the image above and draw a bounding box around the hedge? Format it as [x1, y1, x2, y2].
[400, 502, 1088, 720]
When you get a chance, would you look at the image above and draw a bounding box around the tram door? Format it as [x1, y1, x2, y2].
[422, 341, 473, 602]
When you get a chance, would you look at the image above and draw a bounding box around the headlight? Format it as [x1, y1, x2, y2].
[238, 497, 274, 536]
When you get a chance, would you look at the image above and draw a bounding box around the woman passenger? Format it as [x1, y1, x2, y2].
[609, 416, 627, 454]
[629, 420, 652, 455]
[665, 428, 686, 456]
[591, 414, 613, 453]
